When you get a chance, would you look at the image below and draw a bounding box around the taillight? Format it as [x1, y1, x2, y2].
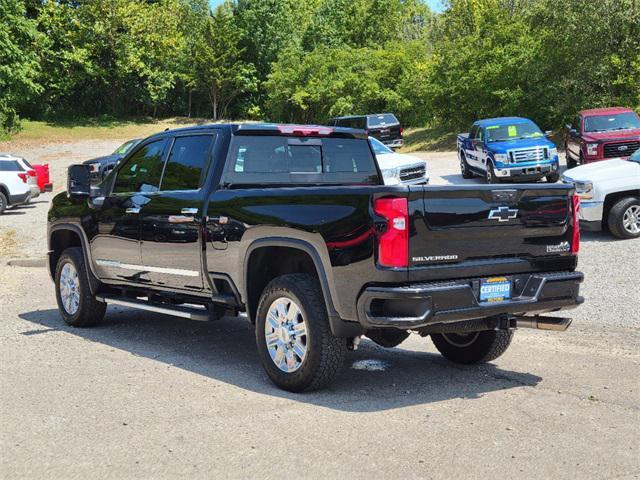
[27, 170, 36, 177]
[400, 127, 404, 137]
[374, 197, 408, 267]
[18, 173, 27, 183]
[277, 125, 332, 136]
[571, 194, 580, 254]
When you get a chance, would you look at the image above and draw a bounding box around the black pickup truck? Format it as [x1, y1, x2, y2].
[48, 124, 584, 391]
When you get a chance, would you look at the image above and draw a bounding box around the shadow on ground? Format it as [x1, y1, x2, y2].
[19, 308, 541, 412]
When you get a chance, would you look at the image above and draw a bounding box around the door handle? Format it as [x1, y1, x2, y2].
[181, 207, 198, 215]
[210, 216, 228, 225]
[126, 207, 141, 214]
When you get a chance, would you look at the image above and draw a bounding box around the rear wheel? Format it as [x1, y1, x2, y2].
[608, 197, 640, 239]
[431, 329, 513, 364]
[55, 247, 106, 327]
[255, 274, 347, 392]
[460, 151, 473, 179]
[0, 192, 6, 214]
[566, 148, 577, 169]
[546, 172, 560, 183]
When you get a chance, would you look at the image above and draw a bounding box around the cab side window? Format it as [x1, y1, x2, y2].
[113, 140, 166, 193]
[470, 125, 479, 139]
[160, 134, 216, 191]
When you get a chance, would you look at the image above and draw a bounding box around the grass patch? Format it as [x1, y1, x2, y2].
[400, 125, 458, 152]
[0, 229, 19, 257]
[2, 116, 213, 144]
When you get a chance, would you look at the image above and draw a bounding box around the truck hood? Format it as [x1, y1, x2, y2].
[563, 159, 639, 181]
[376, 152, 427, 171]
[581, 129, 640, 143]
[83, 154, 120, 166]
[486, 137, 555, 153]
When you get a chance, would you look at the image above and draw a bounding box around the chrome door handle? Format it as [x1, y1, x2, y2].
[126, 207, 141, 214]
[181, 208, 198, 215]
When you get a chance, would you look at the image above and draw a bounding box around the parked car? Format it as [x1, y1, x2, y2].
[369, 137, 428, 185]
[0, 155, 39, 202]
[49, 123, 583, 392]
[0, 159, 33, 214]
[328, 113, 403, 148]
[562, 148, 640, 239]
[32, 163, 53, 193]
[564, 107, 640, 168]
[457, 117, 560, 183]
[83, 138, 141, 184]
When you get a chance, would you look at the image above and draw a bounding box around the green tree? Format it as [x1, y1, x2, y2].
[0, 0, 42, 134]
[191, 3, 257, 120]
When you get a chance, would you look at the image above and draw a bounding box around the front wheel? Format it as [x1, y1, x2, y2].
[255, 274, 347, 392]
[55, 247, 106, 327]
[608, 197, 640, 239]
[431, 329, 514, 364]
[485, 162, 499, 184]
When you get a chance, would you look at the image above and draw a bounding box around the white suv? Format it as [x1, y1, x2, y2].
[562, 150, 640, 239]
[0, 158, 32, 214]
[0, 154, 40, 202]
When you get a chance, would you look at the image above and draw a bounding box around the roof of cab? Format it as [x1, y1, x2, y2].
[580, 107, 636, 117]
[474, 117, 535, 127]
[146, 123, 368, 140]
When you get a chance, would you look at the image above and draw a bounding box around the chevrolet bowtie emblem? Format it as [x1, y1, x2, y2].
[488, 206, 518, 222]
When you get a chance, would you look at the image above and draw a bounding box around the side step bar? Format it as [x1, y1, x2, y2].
[516, 316, 572, 331]
[96, 295, 209, 322]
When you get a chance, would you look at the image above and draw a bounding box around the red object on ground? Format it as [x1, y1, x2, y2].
[32, 164, 53, 192]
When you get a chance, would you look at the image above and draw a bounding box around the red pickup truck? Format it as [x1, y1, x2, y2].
[564, 107, 640, 168]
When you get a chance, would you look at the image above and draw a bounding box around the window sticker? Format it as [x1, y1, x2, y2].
[508, 125, 517, 137]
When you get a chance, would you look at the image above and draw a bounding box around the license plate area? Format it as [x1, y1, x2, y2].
[479, 277, 511, 302]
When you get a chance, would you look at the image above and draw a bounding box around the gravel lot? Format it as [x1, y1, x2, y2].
[1, 140, 639, 479]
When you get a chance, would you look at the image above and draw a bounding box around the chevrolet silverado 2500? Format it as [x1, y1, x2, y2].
[48, 124, 584, 391]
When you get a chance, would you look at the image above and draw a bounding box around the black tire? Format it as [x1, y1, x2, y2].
[485, 161, 499, 184]
[55, 247, 106, 327]
[431, 329, 513, 365]
[607, 196, 640, 239]
[255, 274, 347, 392]
[366, 329, 410, 348]
[546, 172, 560, 183]
[0, 191, 7, 214]
[566, 148, 577, 169]
[460, 151, 473, 179]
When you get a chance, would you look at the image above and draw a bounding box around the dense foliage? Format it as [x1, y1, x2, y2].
[1, 0, 638, 136]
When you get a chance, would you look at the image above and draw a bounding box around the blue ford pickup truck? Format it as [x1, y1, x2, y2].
[457, 117, 560, 183]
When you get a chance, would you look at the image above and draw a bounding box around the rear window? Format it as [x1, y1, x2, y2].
[160, 134, 215, 191]
[0, 161, 23, 172]
[367, 114, 399, 127]
[226, 135, 378, 185]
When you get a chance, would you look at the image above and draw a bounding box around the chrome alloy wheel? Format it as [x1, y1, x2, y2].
[264, 297, 308, 373]
[441, 332, 480, 348]
[59, 262, 81, 315]
[623, 205, 640, 234]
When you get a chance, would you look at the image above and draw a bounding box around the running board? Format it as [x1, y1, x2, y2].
[96, 295, 209, 321]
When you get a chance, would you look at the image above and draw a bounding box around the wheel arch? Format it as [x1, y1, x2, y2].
[603, 189, 640, 226]
[242, 238, 362, 337]
[49, 224, 100, 293]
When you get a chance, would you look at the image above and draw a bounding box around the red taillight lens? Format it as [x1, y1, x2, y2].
[18, 173, 27, 183]
[571, 194, 580, 254]
[400, 127, 404, 136]
[277, 125, 333, 136]
[27, 170, 36, 177]
[374, 197, 409, 267]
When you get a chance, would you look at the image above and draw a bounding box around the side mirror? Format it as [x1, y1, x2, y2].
[569, 128, 578, 137]
[67, 164, 91, 199]
[544, 130, 553, 138]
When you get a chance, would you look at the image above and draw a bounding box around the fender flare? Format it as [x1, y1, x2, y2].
[49, 223, 101, 294]
[242, 237, 363, 338]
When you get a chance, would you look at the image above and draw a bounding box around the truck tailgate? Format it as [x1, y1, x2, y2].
[407, 184, 577, 279]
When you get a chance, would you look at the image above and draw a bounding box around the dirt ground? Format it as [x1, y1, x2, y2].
[0, 139, 639, 479]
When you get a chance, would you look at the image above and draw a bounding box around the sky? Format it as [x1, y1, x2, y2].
[209, 0, 445, 13]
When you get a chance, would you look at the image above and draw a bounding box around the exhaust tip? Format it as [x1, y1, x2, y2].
[516, 316, 572, 332]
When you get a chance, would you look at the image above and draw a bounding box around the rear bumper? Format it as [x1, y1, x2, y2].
[356, 270, 584, 329]
[383, 139, 403, 149]
[8, 191, 30, 205]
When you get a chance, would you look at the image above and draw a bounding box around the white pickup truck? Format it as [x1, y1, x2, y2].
[562, 149, 640, 239]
